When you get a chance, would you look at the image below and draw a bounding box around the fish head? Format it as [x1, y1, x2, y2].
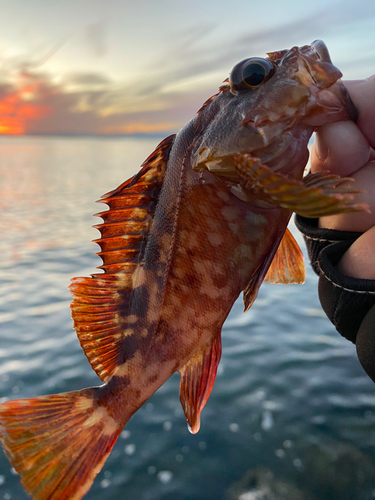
[192, 40, 356, 177]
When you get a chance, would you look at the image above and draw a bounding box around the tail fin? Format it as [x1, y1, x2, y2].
[0, 387, 122, 500]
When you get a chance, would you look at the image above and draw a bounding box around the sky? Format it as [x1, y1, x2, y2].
[0, 0, 374, 136]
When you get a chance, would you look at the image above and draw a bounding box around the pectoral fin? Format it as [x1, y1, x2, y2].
[242, 234, 280, 312]
[234, 154, 369, 217]
[265, 228, 305, 284]
[179, 335, 221, 434]
[242, 228, 304, 312]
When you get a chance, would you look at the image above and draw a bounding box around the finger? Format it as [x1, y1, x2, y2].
[344, 76, 375, 147]
[337, 225, 375, 280]
[311, 120, 372, 177]
[318, 160, 375, 232]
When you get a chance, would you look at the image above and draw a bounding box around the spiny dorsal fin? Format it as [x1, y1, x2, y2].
[264, 228, 305, 284]
[69, 135, 175, 381]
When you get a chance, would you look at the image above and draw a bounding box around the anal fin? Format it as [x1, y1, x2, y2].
[179, 335, 221, 434]
[265, 228, 305, 284]
[234, 154, 370, 217]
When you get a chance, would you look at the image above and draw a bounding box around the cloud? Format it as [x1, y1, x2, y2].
[0, 26, 224, 137]
[0, 66, 206, 135]
[62, 72, 113, 89]
[0, 73, 52, 134]
[85, 23, 108, 59]
[0, 3, 374, 136]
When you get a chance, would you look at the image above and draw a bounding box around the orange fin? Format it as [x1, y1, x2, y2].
[234, 154, 370, 217]
[179, 335, 221, 434]
[265, 228, 305, 284]
[70, 135, 175, 381]
[0, 388, 122, 500]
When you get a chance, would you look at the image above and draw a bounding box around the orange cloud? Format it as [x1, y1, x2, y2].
[0, 78, 52, 135]
[0, 64, 214, 136]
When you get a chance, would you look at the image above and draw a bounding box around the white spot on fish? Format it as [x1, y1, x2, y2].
[234, 243, 252, 262]
[172, 266, 185, 279]
[207, 232, 223, 246]
[115, 350, 143, 377]
[125, 315, 138, 324]
[131, 265, 147, 288]
[245, 211, 267, 225]
[75, 397, 93, 411]
[228, 222, 240, 234]
[193, 260, 210, 276]
[81, 405, 120, 436]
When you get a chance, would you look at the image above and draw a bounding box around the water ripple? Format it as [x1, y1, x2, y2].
[1, 137, 375, 500]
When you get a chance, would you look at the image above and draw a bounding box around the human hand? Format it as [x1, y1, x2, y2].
[311, 76, 375, 279]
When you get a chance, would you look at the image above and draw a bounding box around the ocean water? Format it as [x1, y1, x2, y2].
[1, 136, 375, 500]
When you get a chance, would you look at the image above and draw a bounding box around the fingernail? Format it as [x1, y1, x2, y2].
[314, 133, 329, 163]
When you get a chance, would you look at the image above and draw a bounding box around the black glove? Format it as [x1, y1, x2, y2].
[295, 215, 375, 382]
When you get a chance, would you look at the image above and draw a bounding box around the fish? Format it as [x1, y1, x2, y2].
[0, 40, 369, 500]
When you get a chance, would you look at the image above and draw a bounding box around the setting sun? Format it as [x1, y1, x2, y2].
[0, 82, 51, 135]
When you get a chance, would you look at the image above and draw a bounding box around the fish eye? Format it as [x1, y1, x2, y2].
[230, 58, 275, 92]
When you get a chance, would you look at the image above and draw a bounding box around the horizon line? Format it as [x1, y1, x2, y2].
[0, 131, 176, 139]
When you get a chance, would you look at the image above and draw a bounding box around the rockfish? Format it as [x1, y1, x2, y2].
[0, 40, 368, 499]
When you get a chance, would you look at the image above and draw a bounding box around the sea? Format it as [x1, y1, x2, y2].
[1, 135, 375, 500]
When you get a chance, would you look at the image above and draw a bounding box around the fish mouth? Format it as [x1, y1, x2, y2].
[310, 40, 357, 122]
[296, 41, 358, 125]
[311, 40, 332, 64]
